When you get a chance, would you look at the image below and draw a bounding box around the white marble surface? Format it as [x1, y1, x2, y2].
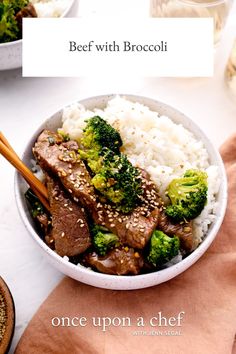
[0, 1, 236, 352]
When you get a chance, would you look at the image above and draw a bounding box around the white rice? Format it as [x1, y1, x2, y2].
[61, 96, 220, 249]
[30, 0, 72, 17]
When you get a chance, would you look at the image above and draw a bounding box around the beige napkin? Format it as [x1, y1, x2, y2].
[15, 135, 236, 354]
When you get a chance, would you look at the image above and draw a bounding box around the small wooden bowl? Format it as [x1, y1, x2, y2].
[0, 277, 15, 354]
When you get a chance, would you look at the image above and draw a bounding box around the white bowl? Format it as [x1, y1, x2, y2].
[0, 0, 78, 71]
[14, 94, 227, 290]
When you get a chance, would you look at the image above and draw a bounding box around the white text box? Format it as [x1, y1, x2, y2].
[23, 18, 214, 77]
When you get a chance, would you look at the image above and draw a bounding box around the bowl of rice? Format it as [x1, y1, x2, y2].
[15, 94, 227, 290]
[0, 0, 77, 71]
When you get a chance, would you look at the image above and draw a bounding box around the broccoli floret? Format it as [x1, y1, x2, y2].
[0, 0, 29, 43]
[79, 148, 102, 174]
[4, 0, 28, 12]
[25, 188, 45, 218]
[91, 148, 143, 213]
[92, 225, 120, 256]
[79, 117, 142, 212]
[81, 115, 122, 154]
[79, 116, 123, 173]
[165, 169, 208, 222]
[57, 129, 70, 142]
[147, 230, 180, 267]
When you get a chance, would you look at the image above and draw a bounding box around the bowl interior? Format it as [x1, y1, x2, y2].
[15, 94, 228, 290]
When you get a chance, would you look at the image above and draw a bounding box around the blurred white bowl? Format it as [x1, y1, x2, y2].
[0, 0, 78, 71]
[14, 94, 227, 290]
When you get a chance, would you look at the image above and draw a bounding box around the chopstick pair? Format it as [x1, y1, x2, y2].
[0, 132, 50, 212]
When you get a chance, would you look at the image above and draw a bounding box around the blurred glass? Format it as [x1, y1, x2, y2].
[225, 39, 236, 96]
[150, 0, 233, 45]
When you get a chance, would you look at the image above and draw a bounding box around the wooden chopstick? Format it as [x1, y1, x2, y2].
[0, 137, 49, 210]
[0, 132, 13, 151]
[0, 132, 50, 211]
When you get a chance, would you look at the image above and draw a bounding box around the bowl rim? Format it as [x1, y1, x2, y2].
[0, 0, 76, 48]
[14, 93, 228, 289]
[0, 39, 22, 48]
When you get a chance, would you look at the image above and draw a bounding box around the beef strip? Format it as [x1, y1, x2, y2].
[15, 3, 37, 33]
[46, 174, 91, 257]
[104, 206, 159, 250]
[84, 248, 144, 275]
[108, 169, 161, 248]
[36, 213, 50, 235]
[33, 130, 160, 249]
[33, 130, 95, 207]
[158, 212, 193, 252]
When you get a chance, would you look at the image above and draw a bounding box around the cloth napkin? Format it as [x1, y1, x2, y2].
[15, 135, 236, 354]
